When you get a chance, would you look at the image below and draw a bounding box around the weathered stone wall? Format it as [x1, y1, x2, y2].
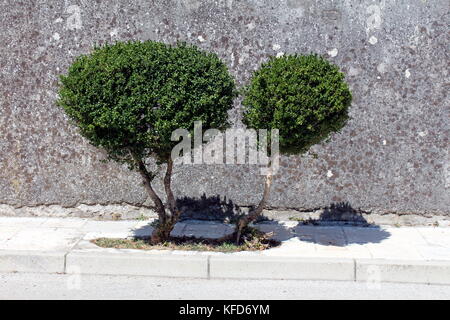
[0, 0, 449, 221]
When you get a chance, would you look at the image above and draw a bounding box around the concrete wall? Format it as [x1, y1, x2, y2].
[0, 0, 449, 221]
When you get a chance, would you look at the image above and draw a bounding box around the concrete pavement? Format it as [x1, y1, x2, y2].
[0, 217, 450, 285]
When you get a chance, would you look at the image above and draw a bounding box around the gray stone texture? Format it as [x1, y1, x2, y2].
[0, 1, 449, 218]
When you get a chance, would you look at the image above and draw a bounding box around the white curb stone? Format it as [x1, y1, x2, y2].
[209, 256, 355, 281]
[0, 250, 65, 273]
[66, 251, 209, 278]
[355, 259, 450, 285]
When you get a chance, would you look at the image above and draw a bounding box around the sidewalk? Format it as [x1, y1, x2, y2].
[0, 216, 449, 284]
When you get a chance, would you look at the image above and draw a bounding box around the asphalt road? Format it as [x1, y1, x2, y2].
[0, 272, 449, 300]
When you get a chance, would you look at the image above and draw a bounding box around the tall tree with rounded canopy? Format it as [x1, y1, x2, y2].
[237, 54, 352, 242]
[58, 41, 236, 243]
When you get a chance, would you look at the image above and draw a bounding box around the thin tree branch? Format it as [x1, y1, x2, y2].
[164, 157, 181, 222]
[130, 153, 166, 224]
[248, 169, 273, 221]
[235, 162, 274, 244]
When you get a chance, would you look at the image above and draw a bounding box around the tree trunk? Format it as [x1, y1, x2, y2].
[164, 158, 180, 220]
[159, 157, 182, 240]
[131, 154, 180, 244]
[134, 157, 166, 223]
[235, 167, 273, 244]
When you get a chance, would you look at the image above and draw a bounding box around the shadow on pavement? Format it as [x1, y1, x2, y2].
[259, 202, 391, 246]
[176, 193, 244, 223]
[132, 197, 391, 246]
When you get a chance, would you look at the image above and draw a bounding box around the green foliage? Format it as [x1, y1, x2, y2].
[58, 41, 236, 165]
[242, 54, 352, 155]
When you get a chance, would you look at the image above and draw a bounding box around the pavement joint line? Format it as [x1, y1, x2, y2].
[207, 255, 211, 280]
[341, 227, 349, 246]
[63, 250, 69, 274]
[68, 234, 84, 252]
[340, 226, 349, 246]
[39, 218, 49, 226]
[415, 227, 432, 246]
[62, 234, 85, 274]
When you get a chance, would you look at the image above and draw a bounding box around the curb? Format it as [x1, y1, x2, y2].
[0, 250, 66, 274]
[355, 259, 450, 285]
[1, 250, 450, 285]
[209, 256, 355, 281]
[66, 251, 209, 278]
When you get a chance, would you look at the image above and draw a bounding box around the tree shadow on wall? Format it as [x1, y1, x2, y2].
[300, 202, 372, 226]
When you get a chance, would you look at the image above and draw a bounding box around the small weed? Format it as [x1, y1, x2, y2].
[136, 214, 150, 221]
[111, 213, 121, 221]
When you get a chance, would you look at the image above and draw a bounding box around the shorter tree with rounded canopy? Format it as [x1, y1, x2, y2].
[236, 54, 352, 242]
[58, 41, 236, 243]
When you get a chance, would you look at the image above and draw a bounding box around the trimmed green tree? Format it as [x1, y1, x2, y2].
[58, 41, 236, 243]
[237, 54, 352, 242]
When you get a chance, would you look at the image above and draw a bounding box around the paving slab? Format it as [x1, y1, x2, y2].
[416, 227, 450, 248]
[0, 226, 21, 244]
[130, 225, 154, 238]
[414, 244, 450, 261]
[0, 228, 84, 251]
[292, 225, 316, 242]
[0, 250, 65, 273]
[381, 227, 429, 246]
[170, 222, 187, 237]
[0, 217, 48, 228]
[364, 243, 425, 260]
[342, 226, 391, 245]
[254, 221, 296, 242]
[41, 218, 88, 229]
[313, 227, 348, 246]
[175, 220, 234, 239]
[261, 237, 317, 257]
[80, 220, 139, 233]
[82, 232, 130, 240]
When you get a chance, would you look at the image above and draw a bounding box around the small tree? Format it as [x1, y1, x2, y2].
[236, 54, 352, 242]
[58, 41, 236, 243]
